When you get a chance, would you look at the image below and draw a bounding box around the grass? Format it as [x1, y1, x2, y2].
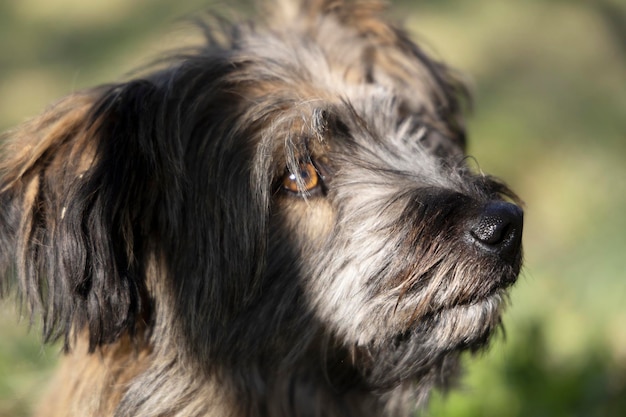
[1, 0, 625, 416]
[0, 305, 58, 417]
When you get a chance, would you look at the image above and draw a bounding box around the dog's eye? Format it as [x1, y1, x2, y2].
[282, 162, 320, 194]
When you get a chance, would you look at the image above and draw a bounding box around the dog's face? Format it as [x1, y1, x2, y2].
[224, 6, 523, 391]
[0, 1, 522, 412]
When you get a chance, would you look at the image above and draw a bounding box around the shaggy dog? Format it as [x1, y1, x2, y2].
[0, 1, 523, 416]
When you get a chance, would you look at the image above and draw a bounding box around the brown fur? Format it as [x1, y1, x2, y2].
[36, 336, 152, 417]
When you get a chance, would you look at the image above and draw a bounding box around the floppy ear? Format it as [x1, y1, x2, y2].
[0, 81, 175, 350]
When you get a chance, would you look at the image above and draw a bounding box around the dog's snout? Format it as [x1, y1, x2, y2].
[469, 201, 523, 260]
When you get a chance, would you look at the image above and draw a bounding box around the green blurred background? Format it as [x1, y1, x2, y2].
[1, 0, 625, 416]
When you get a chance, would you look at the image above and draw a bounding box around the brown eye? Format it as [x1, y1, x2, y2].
[282, 162, 320, 194]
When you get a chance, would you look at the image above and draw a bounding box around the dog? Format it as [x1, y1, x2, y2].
[0, 1, 523, 416]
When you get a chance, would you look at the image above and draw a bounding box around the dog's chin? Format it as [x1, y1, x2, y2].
[429, 292, 506, 348]
[353, 292, 505, 391]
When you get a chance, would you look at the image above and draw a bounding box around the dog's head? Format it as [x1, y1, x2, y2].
[0, 0, 522, 410]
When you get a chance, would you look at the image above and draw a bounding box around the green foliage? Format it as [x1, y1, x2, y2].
[429, 322, 626, 417]
[0, 307, 58, 417]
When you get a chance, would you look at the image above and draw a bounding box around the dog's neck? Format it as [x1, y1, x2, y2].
[35, 334, 431, 417]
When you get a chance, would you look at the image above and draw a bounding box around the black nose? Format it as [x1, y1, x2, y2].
[469, 201, 523, 260]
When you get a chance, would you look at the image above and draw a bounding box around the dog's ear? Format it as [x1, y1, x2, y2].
[0, 81, 173, 350]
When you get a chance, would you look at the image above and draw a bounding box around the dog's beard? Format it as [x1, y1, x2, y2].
[350, 293, 506, 390]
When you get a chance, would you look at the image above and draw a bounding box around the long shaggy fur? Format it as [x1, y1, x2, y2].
[0, 1, 523, 416]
